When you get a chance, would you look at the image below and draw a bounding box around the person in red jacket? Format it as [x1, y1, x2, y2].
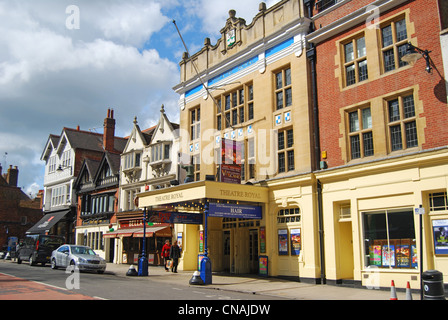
[161, 240, 171, 272]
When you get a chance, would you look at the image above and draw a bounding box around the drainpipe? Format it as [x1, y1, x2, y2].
[304, 0, 325, 285]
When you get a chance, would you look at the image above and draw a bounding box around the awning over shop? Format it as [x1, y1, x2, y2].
[103, 226, 171, 238]
[26, 210, 70, 234]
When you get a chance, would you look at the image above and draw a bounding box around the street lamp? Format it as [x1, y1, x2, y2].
[138, 207, 148, 276]
[402, 42, 432, 73]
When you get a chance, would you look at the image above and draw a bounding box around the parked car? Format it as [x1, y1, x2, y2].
[51, 245, 106, 274]
[17, 234, 65, 266]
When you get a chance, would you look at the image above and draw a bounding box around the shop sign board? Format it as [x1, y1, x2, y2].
[208, 202, 262, 219]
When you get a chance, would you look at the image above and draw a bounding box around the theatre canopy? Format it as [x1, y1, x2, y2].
[136, 181, 268, 209]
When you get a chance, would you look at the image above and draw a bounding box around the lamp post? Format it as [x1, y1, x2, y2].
[402, 42, 433, 73]
[138, 207, 148, 276]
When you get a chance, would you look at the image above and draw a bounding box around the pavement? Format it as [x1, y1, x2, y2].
[105, 262, 415, 300]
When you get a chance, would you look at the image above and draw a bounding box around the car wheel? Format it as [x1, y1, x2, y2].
[17, 256, 22, 264]
[69, 260, 76, 273]
[29, 256, 36, 266]
[51, 258, 58, 270]
[97, 270, 104, 274]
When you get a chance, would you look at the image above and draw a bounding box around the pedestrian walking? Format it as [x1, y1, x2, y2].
[161, 240, 171, 272]
[169, 241, 181, 273]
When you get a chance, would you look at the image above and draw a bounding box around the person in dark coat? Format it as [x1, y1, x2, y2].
[169, 241, 181, 273]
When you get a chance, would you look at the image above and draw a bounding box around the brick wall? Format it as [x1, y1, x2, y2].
[314, 0, 447, 167]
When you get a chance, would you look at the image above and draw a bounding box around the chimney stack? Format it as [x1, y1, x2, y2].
[7, 165, 18, 187]
[103, 108, 116, 152]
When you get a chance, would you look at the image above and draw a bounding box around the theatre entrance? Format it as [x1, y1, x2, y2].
[222, 219, 260, 274]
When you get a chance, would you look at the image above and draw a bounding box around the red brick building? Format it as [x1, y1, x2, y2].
[0, 165, 43, 251]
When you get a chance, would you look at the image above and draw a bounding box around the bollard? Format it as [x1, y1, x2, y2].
[126, 265, 138, 276]
[189, 271, 204, 285]
[422, 270, 446, 300]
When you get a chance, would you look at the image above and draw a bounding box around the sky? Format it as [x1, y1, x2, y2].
[0, 0, 280, 197]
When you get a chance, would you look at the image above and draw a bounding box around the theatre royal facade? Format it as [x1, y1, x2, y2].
[137, 0, 320, 281]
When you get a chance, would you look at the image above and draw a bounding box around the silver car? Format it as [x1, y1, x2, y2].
[51, 245, 106, 274]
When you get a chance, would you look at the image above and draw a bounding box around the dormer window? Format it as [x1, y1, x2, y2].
[150, 142, 171, 163]
[123, 151, 142, 171]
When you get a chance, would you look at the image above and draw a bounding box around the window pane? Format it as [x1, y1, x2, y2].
[285, 88, 292, 107]
[285, 68, 291, 86]
[275, 72, 283, 89]
[403, 95, 415, 118]
[278, 131, 285, 150]
[383, 49, 395, 72]
[358, 60, 368, 82]
[287, 150, 295, 171]
[345, 42, 354, 62]
[390, 125, 403, 151]
[232, 109, 238, 125]
[363, 132, 374, 156]
[382, 25, 393, 47]
[346, 64, 356, 86]
[362, 108, 372, 129]
[349, 111, 359, 132]
[287, 129, 294, 148]
[278, 153, 285, 173]
[398, 44, 409, 67]
[225, 95, 231, 110]
[387, 210, 415, 239]
[239, 106, 244, 123]
[357, 37, 366, 57]
[276, 92, 284, 110]
[248, 85, 254, 100]
[388, 99, 400, 122]
[405, 121, 418, 148]
[248, 103, 254, 120]
[350, 135, 361, 159]
[395, 19, 407, 42]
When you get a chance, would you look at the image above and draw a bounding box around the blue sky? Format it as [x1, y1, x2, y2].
[0, 0, 280, 195]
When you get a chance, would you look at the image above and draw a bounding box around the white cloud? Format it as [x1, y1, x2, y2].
[0, 0, 180, 193]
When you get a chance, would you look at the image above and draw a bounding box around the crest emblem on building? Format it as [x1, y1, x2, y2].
[227, 29, 236, 47]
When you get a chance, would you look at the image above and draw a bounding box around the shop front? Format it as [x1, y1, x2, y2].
[104, 217, 172, 265]
[317, 149, 448, 290]
[137, 180, 269, 274]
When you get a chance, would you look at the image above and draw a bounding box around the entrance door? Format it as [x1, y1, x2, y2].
[249, 229, 259, 274]
[223, 231, 231, 272]
[108, 238, 115, 263]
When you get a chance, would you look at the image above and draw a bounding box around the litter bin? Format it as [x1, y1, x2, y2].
[423, 270, 446, 300]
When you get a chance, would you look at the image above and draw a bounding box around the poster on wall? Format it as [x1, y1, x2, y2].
[382, 245, 395, 267]
[260, 227, 266, 254]
[199, 230, 204, 252]
[432, 219, 448, 255]
[369, 245, 382, 266]
[259, 256, 268, 277]
[290, 228, 301, 256]
[278, 229, 288, 255]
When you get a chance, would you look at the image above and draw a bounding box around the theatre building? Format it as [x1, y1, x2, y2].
[306, 0, 448, 290]
[138, 0, 323, 281]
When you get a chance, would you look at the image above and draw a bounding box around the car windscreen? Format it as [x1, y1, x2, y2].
[71, 246, 96, 255]
[40, 236, 65, 249]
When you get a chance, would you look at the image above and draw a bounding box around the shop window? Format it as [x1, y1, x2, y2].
[343, 35, 368, 86]
[429, 192, 448, 211]
[380, 18, 409, 73]
[274, 68, 292, 110]
[363, 209, 417, 269]
[386, 94, 418, 152]
[347, 106, 373, 159]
